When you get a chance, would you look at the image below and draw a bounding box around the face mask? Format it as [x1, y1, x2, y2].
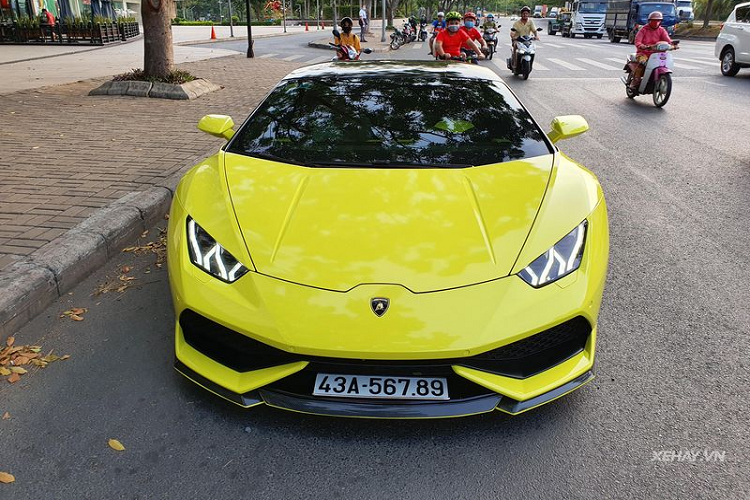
[464, 21, 475, 29]
[648, 20, 660, 28]
[343, 26, 352, 33]
[447, 24, 459, 32]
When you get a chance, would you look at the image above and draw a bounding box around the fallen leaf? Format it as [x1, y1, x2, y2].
[7, 373, 20, 383]
[119, 275, 136, 282]
[0, 368, 10, 376]
[108, 439, 125, 451]
[2, 412, 9, 420]
[60, 355, 70, 361]
[70, 314, 84, 321]
[121, 266, 132, 274]
[12, 356, 29, 365]
[140, 230, 149, 238]
[5, 337, 14, 347]
[29, 347, 41, 353]
[9, 367, 27, 375]
[70, 308, 86, 315]
[42, 354, 59, 363]
[30, 359, 47, 368]
[0, 471, 15, 483]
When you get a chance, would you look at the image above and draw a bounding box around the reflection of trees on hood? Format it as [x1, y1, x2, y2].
[231, 73, 549, 167]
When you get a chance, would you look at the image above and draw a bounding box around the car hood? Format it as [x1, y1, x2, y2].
[224, 152, 553, 292]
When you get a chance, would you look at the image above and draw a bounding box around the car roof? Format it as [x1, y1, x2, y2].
[283, 61, 505, 83]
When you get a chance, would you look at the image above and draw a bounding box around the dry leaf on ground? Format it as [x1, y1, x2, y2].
[9, 367, 27, 375]
[7, 373, 20, 384]
[108, 439, 125, 451]
[0, 368, 10, 376]
[5, 337, 14, 347]
[0, 471, 15, 483]
[2, 412, 9, 420]
[61, 308, 87, 321]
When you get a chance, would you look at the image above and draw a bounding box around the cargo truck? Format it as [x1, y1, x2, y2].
[605, 0, 678, 44]
[561, 1, 608, 38]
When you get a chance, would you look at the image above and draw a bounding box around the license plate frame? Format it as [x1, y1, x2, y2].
[312, 373, 450, 401]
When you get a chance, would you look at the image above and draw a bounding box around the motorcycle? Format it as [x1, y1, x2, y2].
[390, 27, 406, 50]
[482, 27, 499, 60]
[330, 31, 373, 61]
[402, 21, 417, 42]
[418, 22, 429, 42]
[507, 27, 543, 79]
[621, 41, 679, 108]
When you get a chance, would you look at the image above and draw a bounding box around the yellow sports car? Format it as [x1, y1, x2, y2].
[167, 62, 608, 418]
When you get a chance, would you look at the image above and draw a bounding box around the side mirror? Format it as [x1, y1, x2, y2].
[537, 27, 543, 31]
[198, 114, 235, 140]
[332, 28, 340, 38]
[547, 115, 588, 144]
[510, 27, 517, 32]
[363, 48, 373, 54]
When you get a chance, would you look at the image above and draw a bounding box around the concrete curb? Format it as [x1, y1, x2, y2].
[308, 40, 391, 53]
[0, 177, 179, 338]
[176, 30, 306, 46]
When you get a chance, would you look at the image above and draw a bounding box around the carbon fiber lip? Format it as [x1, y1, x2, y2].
[175, 360, 262, 407]
[496, 371, 594, 415]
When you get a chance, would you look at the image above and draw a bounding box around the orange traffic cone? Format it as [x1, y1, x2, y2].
[210, 24, 217, 40]
[321, 21, 325, 29]
[305, 22, 309, 31]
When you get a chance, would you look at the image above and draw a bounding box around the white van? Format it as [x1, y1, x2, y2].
[715, 1, 750, 76]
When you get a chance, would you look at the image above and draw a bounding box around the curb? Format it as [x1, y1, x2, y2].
[308, 40, 391, 53]
[176, 30, 304, 46]
[0, 174, 181, 338]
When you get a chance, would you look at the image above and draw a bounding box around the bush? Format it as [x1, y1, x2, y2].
[113, 68, 197, 84]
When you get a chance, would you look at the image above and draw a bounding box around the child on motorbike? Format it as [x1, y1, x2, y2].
[482, 13, 498, 30]
[333, 17, 361, 58]
[630, 11, 677, 89]
[435, 11, 485, 61]
[461, 12, 489, 55]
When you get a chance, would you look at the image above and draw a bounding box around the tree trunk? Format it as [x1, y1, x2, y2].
[702, 0, 714, 29]
[142, 0, 175, 79]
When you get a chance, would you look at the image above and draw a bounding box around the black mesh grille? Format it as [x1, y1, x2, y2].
[180, 310, 590, 379]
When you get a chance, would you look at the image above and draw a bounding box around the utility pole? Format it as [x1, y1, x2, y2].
[246, 0, 254, 57]
[218, 0, 223, 22]
[228, 0, 235, 36]
[282, 0, 287, 32]
[380, 0, 385, 42]
[317, 0, 320, 29]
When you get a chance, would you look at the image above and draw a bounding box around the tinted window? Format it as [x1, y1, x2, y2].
[736, 6, 750, 22]
[579, 2, 607, 13]
[227, 74, 551, 168]
[640, 4, 676, 17]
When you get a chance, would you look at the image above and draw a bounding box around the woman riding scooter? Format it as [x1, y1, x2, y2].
[630, 11, 678, 89]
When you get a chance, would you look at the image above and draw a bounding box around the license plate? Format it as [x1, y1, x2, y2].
[313, 373, 449, 401]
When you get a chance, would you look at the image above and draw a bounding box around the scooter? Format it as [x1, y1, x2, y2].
[390, 27, 406, 50]
[482, 27, 499, 60]
[330, 31, 373, 61]
[621, 41, 679, 108]
[418, 22, 429, 42]
[507, 27, 543, 79]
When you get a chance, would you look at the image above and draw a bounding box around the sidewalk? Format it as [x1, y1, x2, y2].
[0, 54, 304, 335]
[0, 25, 308, 94]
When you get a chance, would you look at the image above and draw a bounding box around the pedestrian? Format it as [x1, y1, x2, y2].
[40, 8, 56, 41]
[359, 4, 368, 42]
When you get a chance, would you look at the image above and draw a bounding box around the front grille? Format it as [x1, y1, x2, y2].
[180, 310, 590, 379]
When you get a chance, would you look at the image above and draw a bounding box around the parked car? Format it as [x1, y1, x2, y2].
[169, 61, 609, 418]
[715, 1, 750, 76]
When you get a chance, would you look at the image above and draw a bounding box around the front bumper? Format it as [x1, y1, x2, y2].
[168, 193, 608, 418]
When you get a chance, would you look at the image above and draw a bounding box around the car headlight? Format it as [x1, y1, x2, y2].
[518, 221, 587, 288]
[186, 217, 248, 283]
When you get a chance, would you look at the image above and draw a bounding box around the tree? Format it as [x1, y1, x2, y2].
[142, 0, 175, 79]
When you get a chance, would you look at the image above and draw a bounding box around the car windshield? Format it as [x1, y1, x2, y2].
[676, 1, 691, 7]
[227, 73, 551, 168]
[579, 2, 607, 13]
[640, 4, 676, 17]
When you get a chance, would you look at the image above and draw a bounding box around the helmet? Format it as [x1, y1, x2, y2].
[340, 16, 353, 27]
[437, 11, 445, 17]
[648, 11, 663, 20]
[445, 11, 462, 21]
[463, 11, 477, 20]
[520, 6, 531, 13]
[487, 13, 494, 18]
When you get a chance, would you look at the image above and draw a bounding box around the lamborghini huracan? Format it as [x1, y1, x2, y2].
[167, 61, 609, 418]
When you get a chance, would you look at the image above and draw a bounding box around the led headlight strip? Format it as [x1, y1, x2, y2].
[187, 217, 248, 283]
[519, 220, 587, 288]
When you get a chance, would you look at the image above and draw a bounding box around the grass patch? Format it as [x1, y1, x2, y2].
[675, 23, 721, 38]
[113, 69, 197, 84]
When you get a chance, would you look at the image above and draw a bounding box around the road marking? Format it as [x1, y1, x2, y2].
[606, 57, 627, 64]
[281, 55, 306, 61]
[490, 58, 549, 71]
[673, 62, 702, 70]
[306, 55, 332, 64]
[547, 58, 586, 70]
[576, 58, 622, 70]
[674, 57, 716, 66]
[544, 42, 564, 48]
[411, 43, 424, 49]
[703, 80, 727, 87]
[258, 53, 278, 59]
[532, 62, 550, 70]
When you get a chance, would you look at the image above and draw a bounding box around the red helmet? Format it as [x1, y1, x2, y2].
[463, 11, 477, 20]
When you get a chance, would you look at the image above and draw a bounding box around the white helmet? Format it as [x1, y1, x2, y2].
[437, 11, 445, 17]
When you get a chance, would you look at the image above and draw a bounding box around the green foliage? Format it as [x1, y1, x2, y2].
[693, 0, 744, 21]
[113, 68, 197, 84]
[17, 16, 40, 28]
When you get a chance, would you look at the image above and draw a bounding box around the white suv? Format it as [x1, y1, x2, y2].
[715, 1, 750, 76]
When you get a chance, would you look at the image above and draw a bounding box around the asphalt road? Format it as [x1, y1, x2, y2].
[1, 27, 749, 499]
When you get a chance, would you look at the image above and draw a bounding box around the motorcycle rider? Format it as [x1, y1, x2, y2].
[510, 6, 539, 69]
[435, 11, 485, 60]
[461, 12, 489, 55]
[630, 11, 677, 89]
[333, 17, 361, 57]
[482, 13, 498, 29]
[428, 11, 447, 55]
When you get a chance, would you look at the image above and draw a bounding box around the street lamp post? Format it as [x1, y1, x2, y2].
[316, 0, 320, 29]
[228, 0, 235, 37]
[282, 0, 287, 33]
[246, 0, 254, 57]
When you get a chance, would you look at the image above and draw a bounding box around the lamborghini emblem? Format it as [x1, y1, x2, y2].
[370, 298, 390, 317]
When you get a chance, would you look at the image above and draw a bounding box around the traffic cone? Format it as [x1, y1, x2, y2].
[210, 24, 217, 40]
[321, 21, 325, 29]
[305, 22, 309, 31]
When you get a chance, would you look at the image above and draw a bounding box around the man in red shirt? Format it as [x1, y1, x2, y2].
[460, 12, 488, 54]
[435, 11, 484, 60]
[631, 11, 677, 88]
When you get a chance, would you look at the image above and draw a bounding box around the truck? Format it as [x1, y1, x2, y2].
[605, 0, 678, 44]
[561, 1, 608, 39]
[534, 5, 544, 17]
[675, 0, 694, 22]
